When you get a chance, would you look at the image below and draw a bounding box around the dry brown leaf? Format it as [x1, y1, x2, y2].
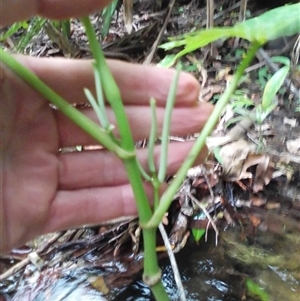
[219, 139, 273, 192]
[250, 195, 267, 207]
[219, 138, 252, 181]
[89, 276, 110, 294]
[265, 202, 281, 210]
[215, 104, 235, 133]
[286, 137, 300, 155]
[283, 117, 297, 127]
[200, 66, 208, 89]
[123, 0, 133, 34]
[44, 21, 78, 57]
[200, 84, 224, 102]
[249, 214, 261, 227]
[186, 55, 208, 89]
[247, 154, 274, 192]
[216, 67, 231, 81]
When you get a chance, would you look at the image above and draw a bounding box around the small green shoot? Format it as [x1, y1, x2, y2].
[17, 17, 46, 52]
[246, 279, 269, 301]
[191, 228, 206, 243]
[101, 0, 119, 37]
[256, 65, 290, 125]
[158, 54, 177, 68]
[230, 90, 253, 108]
[225, 91, 253, 128]
[158, 64, 182, 183]
[51, 20, 71, 39]
[225, 114, 245, 128]
[271, 55, 291, 67]
[233, 48, 245, 60]
[0, 21, 28, 41]
[257, 66, 271, 90]
[213, 147, 223, 164]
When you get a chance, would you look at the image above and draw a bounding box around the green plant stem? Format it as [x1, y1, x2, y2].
[92, 64, 110, 130]
[158, 64, 181, 183]
[84, 88, 104, 124]
[136, 161, 152, 182]
[146, 41, 262, 228]
[82, 17, 169, 300]
[153, 178, 160, 210]
[148, 98, 157, 174]
[81, 16, 134, 151]
[122, 158, 169, 300]
[148, 98, 161, 209]
[81, 16, 152, 221]
[0, 49, 132, 159]
[2, 45, 169, 300]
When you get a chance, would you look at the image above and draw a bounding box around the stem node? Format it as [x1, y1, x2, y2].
[143, 269, 162, 287]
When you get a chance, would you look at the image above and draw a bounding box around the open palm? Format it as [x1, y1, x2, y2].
[1, 56, 212, 253]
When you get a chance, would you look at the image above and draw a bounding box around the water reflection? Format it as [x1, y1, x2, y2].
[2, 206, 299, 301]
[115, 224, 300, 301]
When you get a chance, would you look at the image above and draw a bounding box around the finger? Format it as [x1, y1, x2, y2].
[43, 182, 156, 234]
[16, 55, 200, 107]
[58, 141, 208, 189]
[1, 0, 111, 26]
[55, 103, 213, 147]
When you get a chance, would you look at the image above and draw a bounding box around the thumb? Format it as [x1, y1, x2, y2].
[1, 0, 111, 26]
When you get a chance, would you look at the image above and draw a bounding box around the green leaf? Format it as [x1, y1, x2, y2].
[158, 54, 177, 67]
[0, 21, 28, 41]
[233, 3, 300, 43]
[160, 3, 300, 65]
[262, 66, 289, 112]
[61, 20, 71, 38]
[225, 115, 244, 128]
[246, 279, 269, 301]
[213, 147, 223, 164]
[51, 20, 71, 39]
[231, 95, 254, 109]
[271, 56, 291, 67]
[191, 228, 206, 243]
[159, 40, 187, 51]
[101, 0, 119, 38]
[17, 17, 46, 52]
[257, 66, 270, 88]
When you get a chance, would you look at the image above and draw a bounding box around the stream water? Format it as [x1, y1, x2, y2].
[3, 198, 299, 301]
[113, 224, 300, 301]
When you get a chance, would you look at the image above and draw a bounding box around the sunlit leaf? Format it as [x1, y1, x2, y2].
[262, 66, 289, 112]
[158, 54, 177, 67]
[233, 3, 300, 43]
[271, 56, 291, 68]
[246, 279, 269, 301]
[160, 3, 300, 66]
[191, 228, 205, 243]
[159, 40, 186, 51]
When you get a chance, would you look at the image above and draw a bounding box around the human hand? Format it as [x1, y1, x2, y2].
[0, 56, 213, 253]
[0, 0, 213, 253]
[1, 0, 113, 26]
